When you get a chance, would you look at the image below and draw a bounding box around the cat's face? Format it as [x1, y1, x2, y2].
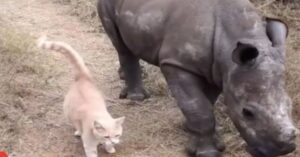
[93, 116, 125, 145]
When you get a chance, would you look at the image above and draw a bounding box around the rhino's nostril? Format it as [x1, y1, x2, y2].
[281, 128, 296, 143]
[288, 133, 296, 143]
[289, 130, 296, 141]
[242, 108, 255, 120]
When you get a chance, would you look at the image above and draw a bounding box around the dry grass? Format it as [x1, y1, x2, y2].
[53, 0, 100, 32]
[0, 22, 62, 155]
[0, 24, 63, 100]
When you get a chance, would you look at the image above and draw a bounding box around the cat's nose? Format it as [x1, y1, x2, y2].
[105, 140, 112, 145]
[111, 139, 120, 144]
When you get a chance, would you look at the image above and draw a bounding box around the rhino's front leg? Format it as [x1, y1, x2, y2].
[161, 65, 224, 157]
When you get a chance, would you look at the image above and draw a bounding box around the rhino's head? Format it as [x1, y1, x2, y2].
[224, 18, 297, 157]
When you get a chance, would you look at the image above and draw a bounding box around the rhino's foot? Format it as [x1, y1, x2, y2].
[186, 134, 225, 157]
[119, 87, 149, 101]
[183, 123, 225, 152]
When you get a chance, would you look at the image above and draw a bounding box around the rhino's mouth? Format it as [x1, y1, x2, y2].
[246, 146, 272, 157]
[246, 143, 296, 157]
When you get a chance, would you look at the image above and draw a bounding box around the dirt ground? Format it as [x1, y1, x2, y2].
[0, 0, 299, 157]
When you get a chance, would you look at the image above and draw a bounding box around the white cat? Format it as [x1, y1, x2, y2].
[37, 36, 125, 157]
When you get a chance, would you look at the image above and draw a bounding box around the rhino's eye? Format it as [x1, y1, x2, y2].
[242, 108, 255, 120]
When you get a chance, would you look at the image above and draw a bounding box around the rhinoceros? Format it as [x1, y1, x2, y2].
[97, 0, 297, 156]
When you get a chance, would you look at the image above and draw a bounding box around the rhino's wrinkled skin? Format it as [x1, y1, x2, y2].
[97, 0, 297, 156]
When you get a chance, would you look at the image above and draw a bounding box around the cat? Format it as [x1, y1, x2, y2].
[37, 36, 125, 157]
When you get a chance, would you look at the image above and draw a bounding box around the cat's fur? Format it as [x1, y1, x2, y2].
[37, 36, 125, 157]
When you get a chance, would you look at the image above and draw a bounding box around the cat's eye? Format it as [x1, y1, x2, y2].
[115, 135, 120, 138]
[104, 136, 110, 139]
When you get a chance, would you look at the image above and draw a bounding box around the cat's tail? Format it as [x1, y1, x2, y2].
[37, 36, 91, 79]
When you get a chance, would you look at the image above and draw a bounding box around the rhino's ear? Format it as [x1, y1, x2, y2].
[266, 18, 288, 47]
[232, 42, 259, 66]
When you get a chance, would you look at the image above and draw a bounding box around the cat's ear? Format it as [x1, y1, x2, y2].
[115, 116, 125, 126]
[94, 120, 105, 132]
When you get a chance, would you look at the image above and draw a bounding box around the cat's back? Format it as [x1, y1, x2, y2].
[64, 78, 108, 117]
[72, 78, 105, 103]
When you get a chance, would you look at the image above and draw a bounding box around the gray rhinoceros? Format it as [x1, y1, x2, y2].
[97, 0, 297, 157]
